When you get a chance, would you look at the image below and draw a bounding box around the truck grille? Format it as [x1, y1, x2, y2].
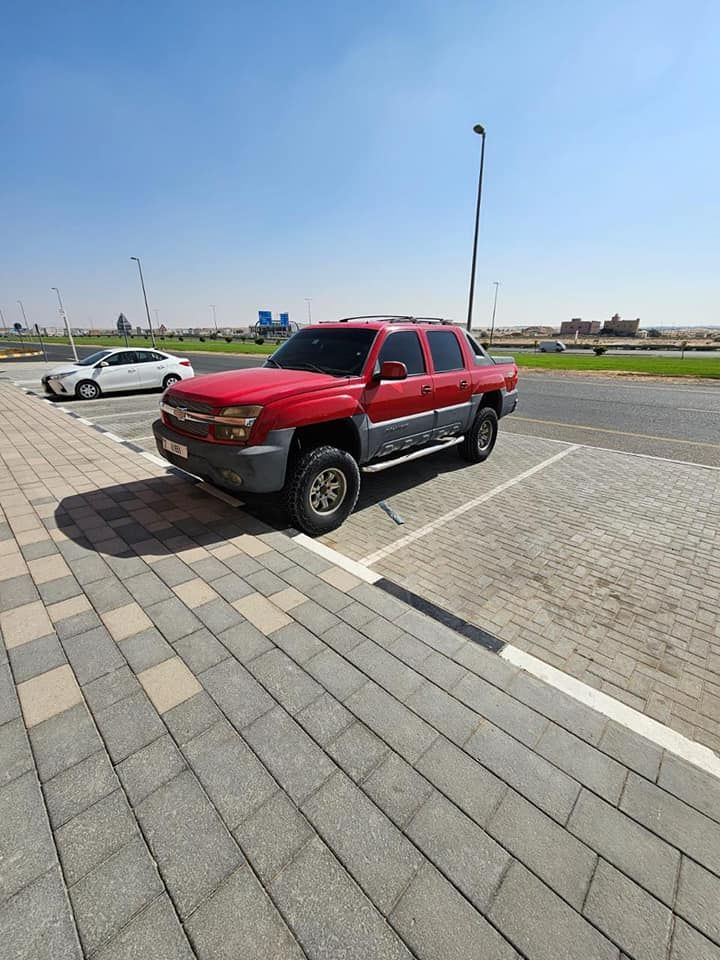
[163, 395, 214, 437]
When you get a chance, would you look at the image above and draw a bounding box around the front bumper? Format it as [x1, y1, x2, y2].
[41, 376, 71, 396]
[501, 389, 518, 418]
[151, 419, 293, 494]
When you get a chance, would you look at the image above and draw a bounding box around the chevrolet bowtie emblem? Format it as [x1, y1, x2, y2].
[175, 407, 187, 421]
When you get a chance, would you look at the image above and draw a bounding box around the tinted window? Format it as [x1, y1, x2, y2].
[377, 331, 426, 376]
[465, 333, 493, 366]
[427, 331, 465, 372]
[105, 351, 136, 366]
[135, 351, 162, 363]
[77, 349, 112, 366]
[270, 328, 377, 376]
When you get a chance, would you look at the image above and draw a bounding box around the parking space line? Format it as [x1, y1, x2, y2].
[512, 415, 720, 449]
[501, 645, 720, 779]
[359, 445, 580, 566]
[90, 409, 159, 420]
[507, 430, 720, 471]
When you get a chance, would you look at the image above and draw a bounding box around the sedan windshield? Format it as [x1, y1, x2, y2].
[269, 328, 377, 376]
[76, 350, 113, 366]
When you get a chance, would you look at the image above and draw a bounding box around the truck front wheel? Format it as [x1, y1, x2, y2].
[460, 406, 498, 463]
[285, 445, 360, 535]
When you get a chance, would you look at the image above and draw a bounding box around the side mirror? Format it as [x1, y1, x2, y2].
[96, 361, 109, 368]
[378, 360, 408, 381]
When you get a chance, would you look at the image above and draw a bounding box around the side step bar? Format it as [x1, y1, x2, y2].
[362, 436, 464, 473]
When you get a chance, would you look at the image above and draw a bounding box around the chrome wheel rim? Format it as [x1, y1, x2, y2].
[165, 376, 179, 386]
[79, 383, 97, 399]
[309, 468, 347, 515]
[477, 419, 493, 452]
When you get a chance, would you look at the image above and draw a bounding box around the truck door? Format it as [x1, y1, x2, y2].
[424, 328, 474, 440]
[363, 330, 435, 460]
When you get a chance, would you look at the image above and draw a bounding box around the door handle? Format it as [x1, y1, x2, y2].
[459, 379, 469, 389]
[127, 368, 135, 373]
[420, 384, 432, 395]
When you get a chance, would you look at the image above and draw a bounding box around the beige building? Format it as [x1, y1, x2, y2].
[560, 318, 601, 336]
[602, 314, 640, 336]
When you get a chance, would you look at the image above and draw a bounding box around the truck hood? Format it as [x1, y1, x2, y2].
[166, 367, 344, 407]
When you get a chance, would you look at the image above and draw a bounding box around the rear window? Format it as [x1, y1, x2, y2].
[465, 333, 493, 366]
[377, 331, 426, 375]
[427, 330, 465, 372]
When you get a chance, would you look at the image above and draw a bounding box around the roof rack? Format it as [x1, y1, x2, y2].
[335, 315, 456, 325]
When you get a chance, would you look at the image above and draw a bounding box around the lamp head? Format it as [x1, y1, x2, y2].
[473, 124, 485, 135]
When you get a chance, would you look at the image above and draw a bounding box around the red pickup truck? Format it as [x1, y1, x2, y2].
[152, 318, 518, 535]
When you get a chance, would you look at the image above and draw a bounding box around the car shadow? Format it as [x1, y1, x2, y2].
[47, 387, 167, 404]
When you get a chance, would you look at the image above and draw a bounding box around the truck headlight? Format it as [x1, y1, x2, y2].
[214, 405, 262, 441]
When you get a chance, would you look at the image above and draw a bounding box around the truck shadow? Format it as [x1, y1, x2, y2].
[53, 448, 472, 558]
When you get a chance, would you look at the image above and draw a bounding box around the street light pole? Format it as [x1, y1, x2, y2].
[51, 288, 78, 361]
[130, 256, 157, 347]
[305, 298, 312, 324]
[210, 304, 218, 334]
[0, 308, 7, 334]
[466, 123, 486, 332]
[489, 281, 500, 346]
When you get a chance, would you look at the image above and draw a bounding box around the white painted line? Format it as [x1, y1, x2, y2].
[141, 452, 169, 467]
[293, 533, 381, 584]
[501, 645, 720, 780]
[195, 481, 244, 507]
[102, 432, 124, 442]
[360, 445, 580, 566]
[678, 407, 719, 414]
[76, 418, 94, 426]
[507, 430, 720, 472]
[90, 409, 159, 420]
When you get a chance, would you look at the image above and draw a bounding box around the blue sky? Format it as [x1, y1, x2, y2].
[2, 0, 718, 331]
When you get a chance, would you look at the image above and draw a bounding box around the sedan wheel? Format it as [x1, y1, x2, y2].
[163, 374, 181, 389]
[76, 380, 101, 400]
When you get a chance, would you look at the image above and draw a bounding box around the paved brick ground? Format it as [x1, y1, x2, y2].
[320, 433, 720, 753]
[2, 382, 720, 960]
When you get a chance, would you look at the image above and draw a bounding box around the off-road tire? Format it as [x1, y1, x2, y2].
[285, 445, 360, 536]
[163, 374, 181, 389]
[460, 406, 498, 463]
[75, 380, 101, 400]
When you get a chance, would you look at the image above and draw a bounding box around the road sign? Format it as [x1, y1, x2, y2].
[258, 311, 272, 326]
[279, 312, 289, 326]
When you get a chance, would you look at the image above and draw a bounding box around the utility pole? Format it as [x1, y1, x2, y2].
[51, 288, 78, 361]
[466, 124, 487, 331]
[130, 257, 157, 347]
[0, 308, 7, 334]
[210, 304, 218, 333]
[489, 281, 500, 346]
[305, 298, 312, 324]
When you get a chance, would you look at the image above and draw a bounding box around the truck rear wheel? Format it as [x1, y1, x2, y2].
[285, 445, 360, 535]
[460, 407, 498, 463]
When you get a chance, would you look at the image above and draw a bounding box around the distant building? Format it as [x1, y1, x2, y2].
[560, 318, 601, 336]
[522, 326, 555, 336]
[602, 314, 640, 337]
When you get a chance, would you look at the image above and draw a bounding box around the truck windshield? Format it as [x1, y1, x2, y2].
[268, 328, 377, 376]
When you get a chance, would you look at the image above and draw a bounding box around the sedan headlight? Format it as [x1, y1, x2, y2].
[48, 372, 74, 381]
[213, 405, 263, 442]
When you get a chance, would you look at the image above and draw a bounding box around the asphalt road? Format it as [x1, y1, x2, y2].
[3, 345, 719, 466]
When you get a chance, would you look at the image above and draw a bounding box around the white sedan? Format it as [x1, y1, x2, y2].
[42, 348, 194, 400]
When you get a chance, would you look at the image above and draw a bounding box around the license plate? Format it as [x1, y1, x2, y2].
[162, 438, 188, 459]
